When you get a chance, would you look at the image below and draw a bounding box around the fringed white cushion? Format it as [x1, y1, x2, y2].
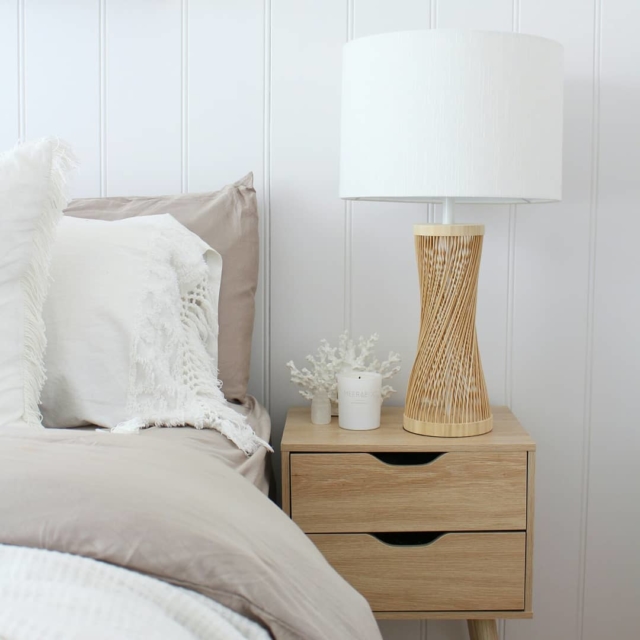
[40, 214, 269, 456]
[0, 138, 76, 428]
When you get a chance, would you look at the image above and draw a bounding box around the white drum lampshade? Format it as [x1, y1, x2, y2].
[340, 30, 564, 203]
[340, 30, 563, 437]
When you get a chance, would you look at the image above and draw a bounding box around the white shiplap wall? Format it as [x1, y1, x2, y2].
[1, 1, 638, 639]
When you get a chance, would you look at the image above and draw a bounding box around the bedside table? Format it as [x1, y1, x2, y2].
[281, 406, 535, 640]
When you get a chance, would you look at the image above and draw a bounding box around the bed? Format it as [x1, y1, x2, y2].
[0, 397, 381, 639]
[82, 394, 273, 496]
[0, 142, 382, 640]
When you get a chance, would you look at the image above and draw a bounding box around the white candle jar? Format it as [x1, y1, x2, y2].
[337, 371, 382, 431]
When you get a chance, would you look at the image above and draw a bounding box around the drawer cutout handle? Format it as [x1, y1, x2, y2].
[371, 532, 445, 547]
[371, 452, 444, 466]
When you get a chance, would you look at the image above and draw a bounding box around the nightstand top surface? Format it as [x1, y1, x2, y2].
[281, 406, 535, 452]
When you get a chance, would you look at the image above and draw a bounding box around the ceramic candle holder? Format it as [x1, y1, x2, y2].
[337, 371, 382, 431]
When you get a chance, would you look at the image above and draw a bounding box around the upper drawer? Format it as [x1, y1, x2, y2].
[290, 451, 527, 532]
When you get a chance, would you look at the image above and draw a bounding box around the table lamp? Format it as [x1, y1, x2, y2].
[340, 30, 563, 437]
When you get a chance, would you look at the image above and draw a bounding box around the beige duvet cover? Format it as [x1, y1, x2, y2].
[0, 424, 381, 640]
[126, 395, 272, 494]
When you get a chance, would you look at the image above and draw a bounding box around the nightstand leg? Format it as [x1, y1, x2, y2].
[467, 620, 498, 640]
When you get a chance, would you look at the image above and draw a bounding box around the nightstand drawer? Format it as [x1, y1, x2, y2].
[309, 532, 526, 612]
[291, 452, 527, 532]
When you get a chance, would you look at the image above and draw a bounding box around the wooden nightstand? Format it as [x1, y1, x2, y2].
[281, 406, 535, 640]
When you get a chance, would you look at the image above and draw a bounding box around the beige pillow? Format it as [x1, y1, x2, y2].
[64, 175, 258, 402]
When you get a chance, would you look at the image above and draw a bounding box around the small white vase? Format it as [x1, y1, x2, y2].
[311, 391, 332, 425]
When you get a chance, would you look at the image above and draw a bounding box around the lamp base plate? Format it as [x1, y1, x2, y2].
[403, 414, 494, 438]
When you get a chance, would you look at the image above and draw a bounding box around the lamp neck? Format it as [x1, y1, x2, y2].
[442, 197, 455, 225]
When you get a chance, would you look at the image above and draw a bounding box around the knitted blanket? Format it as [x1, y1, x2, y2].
[0, 544, 270, 640]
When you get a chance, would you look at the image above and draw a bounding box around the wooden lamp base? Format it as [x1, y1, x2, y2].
[403, 224, 493, 438]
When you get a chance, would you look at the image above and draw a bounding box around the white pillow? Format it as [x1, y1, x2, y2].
[40, 214, 268, 455]
[0, 138, 75, 428]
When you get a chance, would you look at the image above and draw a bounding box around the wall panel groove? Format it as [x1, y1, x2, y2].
[0, 0, 18, 148]
[344, 0, 355, 334]
[263, 0, 272, 409]
[504, 209, 516, 408]
[511, 0, 520, 29]
[504, 0, 521, 451]
[180, 0, 188, 194]
[17, 0, 25, 141]
[99, 0, 107, 196]
[577, 6, 602, 638]
[427, 0, 436, 227]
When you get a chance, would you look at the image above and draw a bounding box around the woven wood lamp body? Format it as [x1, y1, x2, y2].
[340, 31, 564, 437]
[404, 224, 491, 437]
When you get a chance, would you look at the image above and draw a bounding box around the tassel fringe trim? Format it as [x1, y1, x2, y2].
[19, 138, 77, 427]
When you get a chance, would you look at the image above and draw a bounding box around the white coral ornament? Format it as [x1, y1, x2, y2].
[286, 331, 401, 403]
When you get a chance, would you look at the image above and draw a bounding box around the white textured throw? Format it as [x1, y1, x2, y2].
[0, 544, 270, 640]
[41, 215, 270, 455]
[0, 138, 75, 428]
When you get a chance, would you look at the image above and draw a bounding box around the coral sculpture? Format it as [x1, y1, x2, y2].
[287, 332, 401, 403]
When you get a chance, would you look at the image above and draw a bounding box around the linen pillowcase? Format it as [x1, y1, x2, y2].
[0, 137, 75, 428]
[63, 175, 259, 403]
[39, 215, 267, 455]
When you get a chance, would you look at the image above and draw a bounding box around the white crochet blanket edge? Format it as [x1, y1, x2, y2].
[113, 216, 271, 457]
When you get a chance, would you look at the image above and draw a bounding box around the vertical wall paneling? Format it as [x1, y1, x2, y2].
[187, 0, 266, 403]
[187, 0, 264, 191]
[428, 1, 436, 228]
[180, 0, 188, 194]
[17, 0, 24, 142]
[578, 1, 600, 638]
[262, 0, 272, 409]
[583, 0, 640, 637]
[506, 2, 596, 640]
[24, 0, 101, 197]
[0, 0, 18, 148]
[504, 0, 520, 420]
[436, 0, 513, 29]
[343, 0, 354, 335]
[99, 0, 107, 196]
[269, 0, 347, 456]
[106, 0, 182, 196]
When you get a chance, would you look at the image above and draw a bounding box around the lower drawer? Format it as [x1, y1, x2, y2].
[309, 532, 526, 612]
